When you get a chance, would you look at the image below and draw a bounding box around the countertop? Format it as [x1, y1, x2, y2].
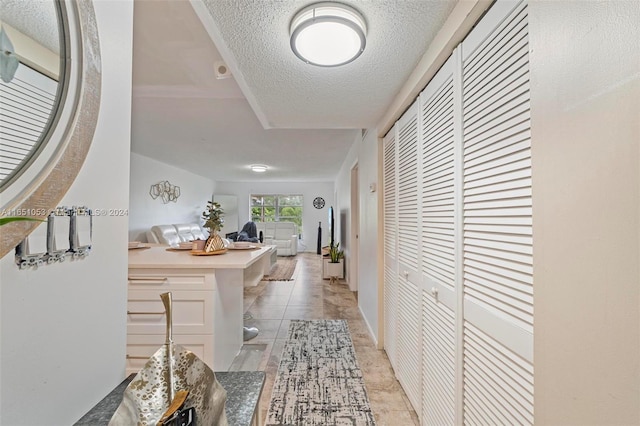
[128, 245, 271, 269]
[74, 371, 266, 425]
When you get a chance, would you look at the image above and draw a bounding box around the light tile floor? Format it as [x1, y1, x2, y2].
[240, 252, 419, 425]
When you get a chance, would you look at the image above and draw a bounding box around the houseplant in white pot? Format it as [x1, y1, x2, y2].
[326, 242, 344, 282]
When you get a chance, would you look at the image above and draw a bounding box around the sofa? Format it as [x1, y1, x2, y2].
[255, 222, 298, 256]
[146, 223, 207, 247]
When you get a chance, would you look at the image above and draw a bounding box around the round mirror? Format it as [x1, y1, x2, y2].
[0, 0, 62, 189]
[0, 0, 101, 258]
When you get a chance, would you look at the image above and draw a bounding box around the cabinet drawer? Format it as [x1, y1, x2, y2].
[128, 268, 215, 291]
[126, 334, 213, 376]
[127, 290, 213, 335]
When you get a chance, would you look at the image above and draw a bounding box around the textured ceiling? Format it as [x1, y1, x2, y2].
[132, 0, 457, 182]
[195, 0, 457, 129]
[0, 0, 59, 53]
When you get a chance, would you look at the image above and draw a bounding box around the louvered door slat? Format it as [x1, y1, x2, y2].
[464, 322, 534, 425]
[464, 35, 529, 117]
[423, 291, 456, 426]
[422, 132, 454, 162]
[464, 194, 531, 212]
[462, 1, 533, 424]
[465, 124, 530, 160]
[464, 264, 532, 294]
[465, 68, 529, 125]
[397, 279, 421, 414]
[384, 264, 398, 370]
[423, 96, 454, 138]
[397, 102, 420, 273]
[463, 4, 528, 89]
[465, 237, 531, 256]
[383, 126, 398, 370]
[384, 131, 397, 259]
[464, 93, 530, 140]
[422, 61, 456, 293]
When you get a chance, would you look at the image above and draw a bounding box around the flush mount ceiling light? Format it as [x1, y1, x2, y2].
[290, 2, 367, 67]
[250, 164, 268, 173]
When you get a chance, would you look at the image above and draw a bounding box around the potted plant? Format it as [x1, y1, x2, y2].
[200, 201, 225, 252]
[326, 241, 344, 281]
[0, 216, 45, 226]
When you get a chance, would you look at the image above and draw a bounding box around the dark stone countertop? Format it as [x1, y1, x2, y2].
[216, 372, 265, 426]
[74, 371, 265, 426]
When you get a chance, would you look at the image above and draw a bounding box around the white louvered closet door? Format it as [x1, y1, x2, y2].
[419, 55, 458, 426]
[395, 101, 422, 416]
[383, 127, 399, 370]
[461, 1, 533, 424]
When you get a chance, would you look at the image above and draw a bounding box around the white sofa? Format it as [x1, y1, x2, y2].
[255, 222, 298, 256]
[146, 223, 207, 247]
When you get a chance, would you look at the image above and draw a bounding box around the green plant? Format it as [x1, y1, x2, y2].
[328, 241, 344, 263]
[0, 216, 45, 226]
[202, 201, 224, 233]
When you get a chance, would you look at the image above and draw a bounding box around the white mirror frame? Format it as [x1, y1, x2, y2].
[0, 0, 101, 258]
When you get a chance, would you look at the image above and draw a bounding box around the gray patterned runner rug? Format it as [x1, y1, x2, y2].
[266, 320, 376, 425]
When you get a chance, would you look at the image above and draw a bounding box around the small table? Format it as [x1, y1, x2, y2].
[74, 371, 265, 426]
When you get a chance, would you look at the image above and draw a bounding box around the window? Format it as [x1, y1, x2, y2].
[251, 194, 303, 236]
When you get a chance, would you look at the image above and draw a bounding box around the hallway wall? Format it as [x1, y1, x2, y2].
[530, 1, 640, 423]
[128, 152, 215, 241]
[0, 1, 134, 423]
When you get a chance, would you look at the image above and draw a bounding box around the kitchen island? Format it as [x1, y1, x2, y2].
[126, 245, 273, 374]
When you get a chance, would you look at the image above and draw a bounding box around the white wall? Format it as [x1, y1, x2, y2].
[335, 136, 357, 288]
[335, 130, 380, 342]
[0, 1, 134, 424]
[530, 1, 640, 423]
[214, 181, 334, 252]
[128, 152, 215, 241]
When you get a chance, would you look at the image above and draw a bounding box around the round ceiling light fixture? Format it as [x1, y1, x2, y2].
[290, 2, 367, 67]
[250, 164, 268, 173]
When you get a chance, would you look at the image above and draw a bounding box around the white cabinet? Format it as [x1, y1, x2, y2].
[127, 290, 214, 335]
[126, 334, 214, 377]
[126, 269, 217, 376]
[126, 246, 272, 376]
[382, 1, 533, 424]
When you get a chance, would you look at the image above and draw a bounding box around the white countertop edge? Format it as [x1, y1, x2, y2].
[128, 246, 272, 269]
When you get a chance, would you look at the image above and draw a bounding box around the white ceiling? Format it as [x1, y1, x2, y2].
[131, 0, 457, 182]
[0, 0, 59, 53]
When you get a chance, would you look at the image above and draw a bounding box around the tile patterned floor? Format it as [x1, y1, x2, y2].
[241, 252, 419, 426]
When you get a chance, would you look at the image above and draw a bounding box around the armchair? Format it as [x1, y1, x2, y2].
[255, 222, 298, 256]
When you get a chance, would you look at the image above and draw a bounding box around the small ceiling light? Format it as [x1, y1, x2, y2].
[250, 164, 268, 173]
[290, 2, 367, 67]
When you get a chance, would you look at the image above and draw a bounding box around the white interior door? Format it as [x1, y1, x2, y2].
[382, 2, 534, 424]
[461, 1, 534, 423]
[419, 54, 458, 426]
[383, 128, 399, 370]
[396, 101, 423, 417]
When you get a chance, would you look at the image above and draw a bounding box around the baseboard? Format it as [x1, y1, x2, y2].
[358, 304, 378, 347]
